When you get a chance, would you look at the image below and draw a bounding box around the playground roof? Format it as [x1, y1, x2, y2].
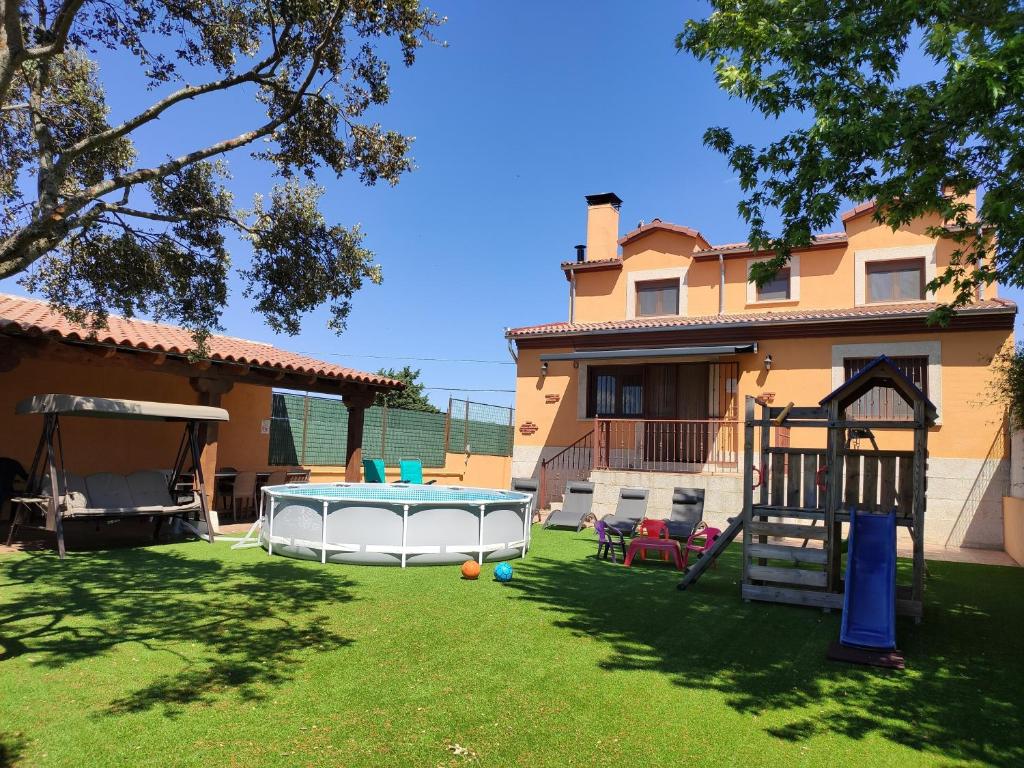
[819, 355, 938, 426]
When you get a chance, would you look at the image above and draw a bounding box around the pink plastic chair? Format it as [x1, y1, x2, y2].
[682, 521, 722, 570]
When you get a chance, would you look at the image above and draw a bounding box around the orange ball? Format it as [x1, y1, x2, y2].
[461, 559, 481, 580]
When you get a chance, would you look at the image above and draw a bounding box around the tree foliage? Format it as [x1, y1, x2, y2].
[0, 0, 441, 346]
[373, 365, 438, 413]
[679, 1, 1024, 322]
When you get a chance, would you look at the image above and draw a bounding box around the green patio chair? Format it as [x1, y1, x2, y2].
[363, 458, 387, 483]
[399, 459, 435, 484]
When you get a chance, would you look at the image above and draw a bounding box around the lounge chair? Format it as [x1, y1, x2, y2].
[665, 487, 705, 541]
[399, 459, 436, 484]
[511, 477, 540, 522]
[600, 487, 648, 536]
[363, 458, 387, 483]
[542, 481, 594, 531]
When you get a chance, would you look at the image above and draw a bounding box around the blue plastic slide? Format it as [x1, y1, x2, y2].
[840, 510, 897, 650]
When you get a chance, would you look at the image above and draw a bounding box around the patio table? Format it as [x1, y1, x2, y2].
[624, 535, 684, 570]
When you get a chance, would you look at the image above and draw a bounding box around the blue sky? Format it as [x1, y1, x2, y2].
[2, 1, 1020, 408]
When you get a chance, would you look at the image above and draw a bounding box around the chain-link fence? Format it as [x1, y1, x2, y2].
[269, 393, 513, 467]
[446, 398, 515, 457]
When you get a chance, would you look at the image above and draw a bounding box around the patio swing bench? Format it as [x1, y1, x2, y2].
[49, 470, 202, 519]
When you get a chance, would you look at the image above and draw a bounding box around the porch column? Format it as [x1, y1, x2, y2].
[343, 389, 376, 482]
[191, 377, 233, 510]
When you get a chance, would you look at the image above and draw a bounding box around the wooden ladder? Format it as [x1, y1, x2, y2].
[742, 504, 833, 599]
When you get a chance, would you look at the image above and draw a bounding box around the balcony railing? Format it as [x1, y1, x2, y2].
[593, 418, 739, 474]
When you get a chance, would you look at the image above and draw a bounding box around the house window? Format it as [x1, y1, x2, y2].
[635, 279, 679, 317]
[586, 367, 644, 418]
[865, 258, 925, 303]
[756, 267, 791, 302]
[843, 356, 928, 420]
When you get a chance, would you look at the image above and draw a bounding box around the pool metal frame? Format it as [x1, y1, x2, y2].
[260, 483, 532, 567]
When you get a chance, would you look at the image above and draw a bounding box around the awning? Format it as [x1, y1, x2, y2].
[16, 394, 230, 422]
[539, 343, 757, 363]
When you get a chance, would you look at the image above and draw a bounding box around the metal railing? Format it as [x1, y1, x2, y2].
[593, 418, 740, 473]
[538, 430, 594, 510]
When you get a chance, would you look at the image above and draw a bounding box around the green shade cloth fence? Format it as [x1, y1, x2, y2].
[269, 394, 513, 468]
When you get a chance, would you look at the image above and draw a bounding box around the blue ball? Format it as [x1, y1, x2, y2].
[494, 562, 513, 582]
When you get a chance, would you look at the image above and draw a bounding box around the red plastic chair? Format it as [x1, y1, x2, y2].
[625, 518, 683, 569]
[682, 521, 722, 570]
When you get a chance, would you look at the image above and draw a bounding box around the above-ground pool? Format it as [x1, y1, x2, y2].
[260, 483, 533, 567]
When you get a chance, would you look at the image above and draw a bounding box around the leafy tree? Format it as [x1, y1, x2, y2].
[374, 365, 439, 412]
[679, 2, 1023, 322]
[0, 0, 442, 346]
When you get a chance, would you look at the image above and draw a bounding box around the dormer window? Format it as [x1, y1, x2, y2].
[635, 279, 679, 317]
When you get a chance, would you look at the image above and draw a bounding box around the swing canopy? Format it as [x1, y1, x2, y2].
[16, 394, 229, 422]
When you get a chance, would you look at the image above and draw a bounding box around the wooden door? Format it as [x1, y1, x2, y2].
[644, 364, 677, 462]
[676, 363, 710, 463]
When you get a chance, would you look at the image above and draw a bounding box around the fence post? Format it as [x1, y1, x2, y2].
[463, 399, 470, 453]
[507, 404, 515, 457]
[444, 398, 452, 454]
[300, 392, 310, 466]
[380, 404, 388, 465]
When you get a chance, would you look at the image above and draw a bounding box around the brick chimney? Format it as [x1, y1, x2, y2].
[584, 193, 622, 262]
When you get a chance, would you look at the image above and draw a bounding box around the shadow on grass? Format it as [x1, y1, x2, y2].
[0, 546, 354, 718]
[510, 537, 1024, 767]
[0, 732, 25, 768]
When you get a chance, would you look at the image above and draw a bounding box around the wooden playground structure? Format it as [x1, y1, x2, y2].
[680, 356, 934, 621]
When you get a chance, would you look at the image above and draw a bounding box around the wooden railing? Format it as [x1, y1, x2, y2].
[593, 418, 739, 474]
[538, 430, 594, 510]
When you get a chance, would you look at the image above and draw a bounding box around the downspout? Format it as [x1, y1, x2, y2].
[506, 335, 518, 363]
[718, 253, 725, 314]
[569, 268, 576, 323]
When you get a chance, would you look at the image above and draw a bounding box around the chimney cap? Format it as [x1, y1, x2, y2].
[585, 192, 623, 209]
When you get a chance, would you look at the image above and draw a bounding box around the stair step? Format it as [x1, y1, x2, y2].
[748, 564, 827, 587]
[748, 521, 828, 540]
[751, 506, 825, 521]
[748, 543, 827, 565]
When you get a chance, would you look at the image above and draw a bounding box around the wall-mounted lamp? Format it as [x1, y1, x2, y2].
[763, 353, 773, 372]
[541, 361, 549, 376]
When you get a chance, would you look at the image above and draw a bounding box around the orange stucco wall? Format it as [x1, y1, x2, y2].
[514, 329, 1012, 461]
[570, 215, 994, 324]
[0, 356, 274, 475]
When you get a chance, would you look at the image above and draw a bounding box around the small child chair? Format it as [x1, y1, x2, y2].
[682, 521, 722, 570]
[595, 519, 627, 563]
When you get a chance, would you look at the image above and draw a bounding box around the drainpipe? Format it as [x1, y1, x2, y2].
[506, 335, 518, 363]
[718, 253, 725, 315]
[568, 268, 576, 323]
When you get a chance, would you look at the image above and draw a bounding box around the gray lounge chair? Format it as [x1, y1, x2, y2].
[665, 487, 705, 540]
[542, 481, 593, 531]
[600, 487, 648, 536]
[511, 477, 540, 522]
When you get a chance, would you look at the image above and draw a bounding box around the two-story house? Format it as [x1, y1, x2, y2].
[506, 192, 1016, 551]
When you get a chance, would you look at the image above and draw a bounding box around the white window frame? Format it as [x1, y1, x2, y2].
[830, 340, 942, 423]
[855, 244, 936, 306]
[746, 255, 800, 305]
[626, 267, 687, 320]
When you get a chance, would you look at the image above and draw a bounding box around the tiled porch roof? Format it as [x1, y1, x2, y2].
[0, 293, 402, 388]
[506, 299, 1017, 339]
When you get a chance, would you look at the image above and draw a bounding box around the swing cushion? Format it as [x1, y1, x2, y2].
[127, 470, 177, 509]
[86, 473, 135, 509]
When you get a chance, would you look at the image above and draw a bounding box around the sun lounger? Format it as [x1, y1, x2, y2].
[600, 487, 648, 536]
[665, 487, 705, 540]
[511, 477, 540, 521]
[542, 481, 593, 531]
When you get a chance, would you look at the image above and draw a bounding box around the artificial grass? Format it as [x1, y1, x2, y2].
[0, 528, 1021, 767]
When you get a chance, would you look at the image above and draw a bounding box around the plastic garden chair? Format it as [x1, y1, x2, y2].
[682, 522, 722, 570]
[595, 519, 627, 563]
[363, 459, 387, 483]
[399, 459, 436, 485]
[624, 518, 684, 569]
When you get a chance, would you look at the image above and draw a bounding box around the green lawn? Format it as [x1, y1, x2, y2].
[0, 527, 1021, 767]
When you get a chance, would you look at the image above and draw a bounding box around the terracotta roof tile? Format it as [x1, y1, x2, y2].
[559, 257, 622, 270]
[618, 220, 708, 247]
[0, 293, 402, 388]
[694, 231, 848, 258]
[506, 299, 1016, 338]
[840, 200, 878, 222]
